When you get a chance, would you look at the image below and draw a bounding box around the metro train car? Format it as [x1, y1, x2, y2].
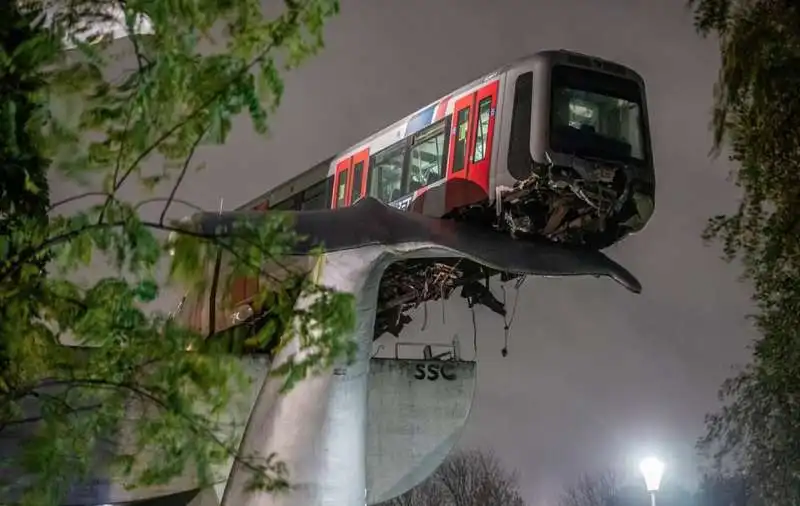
[241, 49, 655, 249]
[184, 49, 655, 341]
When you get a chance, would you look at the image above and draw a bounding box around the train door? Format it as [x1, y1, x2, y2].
[349, 149, 369, 205]
[447, 94, 474, 183]
[469, 80, 499, 195]
[445, 80, 498, 210]
[332, 158, 351, 209]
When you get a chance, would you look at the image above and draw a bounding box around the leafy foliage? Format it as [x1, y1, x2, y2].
[688, 0, 800, 503]
[0, 0, 355, 505]
[0, 2, 51, 222]
[0, 1, 56, 403]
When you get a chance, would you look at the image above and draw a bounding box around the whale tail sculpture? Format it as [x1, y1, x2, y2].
[0, 198, 640, 506]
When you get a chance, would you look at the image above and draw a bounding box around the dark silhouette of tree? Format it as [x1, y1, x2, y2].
[559, 470, 620, 506]
[0, 0, 55, 392]
[687, 0, 800, 503]
[559, 470, 701, 506]
[379, 449, 526, 506]
[697, 473, 754, 506]
[0, 1, 51, 221]
[383, 478, 448, 506]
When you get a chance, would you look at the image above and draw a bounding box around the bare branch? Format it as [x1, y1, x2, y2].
[381, 449, 524, 506]
[107, 40, 277, 213]
[160, 126, 208, 226]
[117, 1, 150, 69]
[559, 469, 619, 506]
[47, 192, 113, 212]
[134, 197, 205, 214]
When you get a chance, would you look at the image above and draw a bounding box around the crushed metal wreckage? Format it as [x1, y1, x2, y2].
[376, 157, 652, 340]
[452, 157, 653, 250]
[374, 259, 513, 340]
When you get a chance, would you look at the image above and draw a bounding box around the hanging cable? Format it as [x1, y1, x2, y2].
[471, 304, 478, 357]
[501, 286, 508, 356]
[465, 290, 479, 358]
[500, 275, 526, 357]
[508, 275, 524, 328]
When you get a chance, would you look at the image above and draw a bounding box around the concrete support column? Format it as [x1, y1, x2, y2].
[220, 246, 388, 506]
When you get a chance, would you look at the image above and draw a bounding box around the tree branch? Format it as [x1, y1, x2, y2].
[0, 393, 100, 430]
[108, 40, 276, 210]
[160, 125, 209, 226]
[134, 197, 204, 214]
[47, 192, 113, 212]
[0, 219, 213, 283]
[2, 375, 278, 488]
[46, 378, 281, 481]
[118, 0, 150, 70]
[98, 95, 136, 224]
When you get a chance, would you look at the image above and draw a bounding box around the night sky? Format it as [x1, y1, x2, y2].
[49, 0, 760, 504]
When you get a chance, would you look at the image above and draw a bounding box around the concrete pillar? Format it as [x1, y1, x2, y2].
[220, 246, 389, 506]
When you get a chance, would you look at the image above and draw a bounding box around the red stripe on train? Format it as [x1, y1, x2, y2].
[434, 95, 451, 121]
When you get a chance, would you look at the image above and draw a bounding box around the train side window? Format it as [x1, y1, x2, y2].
[370, 144, 405, 203]
[325, 175, 334, 208]
[350, 161, 364, 203]
[453, 107, 470, 172]
[336, 168, 348, 208]
[301, 180, 326, 210]
[409, 122, 446, 190]
[507, 72, 533, 180]
[472, 97, 492, 162]
[272, 198, 295, 210]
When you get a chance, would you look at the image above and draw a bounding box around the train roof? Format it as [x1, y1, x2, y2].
[236, 156, 332, 210]
[308, 49, 645, 163]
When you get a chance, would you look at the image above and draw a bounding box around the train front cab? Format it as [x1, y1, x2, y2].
[503, 51, 655, 235]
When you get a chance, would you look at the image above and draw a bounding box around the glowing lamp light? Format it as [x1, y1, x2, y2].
[639, 456, 665, 492]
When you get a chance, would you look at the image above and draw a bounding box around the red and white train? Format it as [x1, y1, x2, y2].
[242, 49, 655, 250]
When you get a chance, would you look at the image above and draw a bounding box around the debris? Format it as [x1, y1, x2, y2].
[374, 259, 518, 340]
[460, 281, 505, 316]
[491, 158, 633, 248]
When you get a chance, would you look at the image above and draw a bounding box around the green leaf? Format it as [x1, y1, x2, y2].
[23, 171, 40, 194]
[134, 279, 159, 302]
[141, 175, 163, 190]
[1, 1, 347, 504]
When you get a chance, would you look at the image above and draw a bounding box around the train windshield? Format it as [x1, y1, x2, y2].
[549, 64, 646, 164]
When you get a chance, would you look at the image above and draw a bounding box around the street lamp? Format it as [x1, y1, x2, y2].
[639, 457, 664, 506]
